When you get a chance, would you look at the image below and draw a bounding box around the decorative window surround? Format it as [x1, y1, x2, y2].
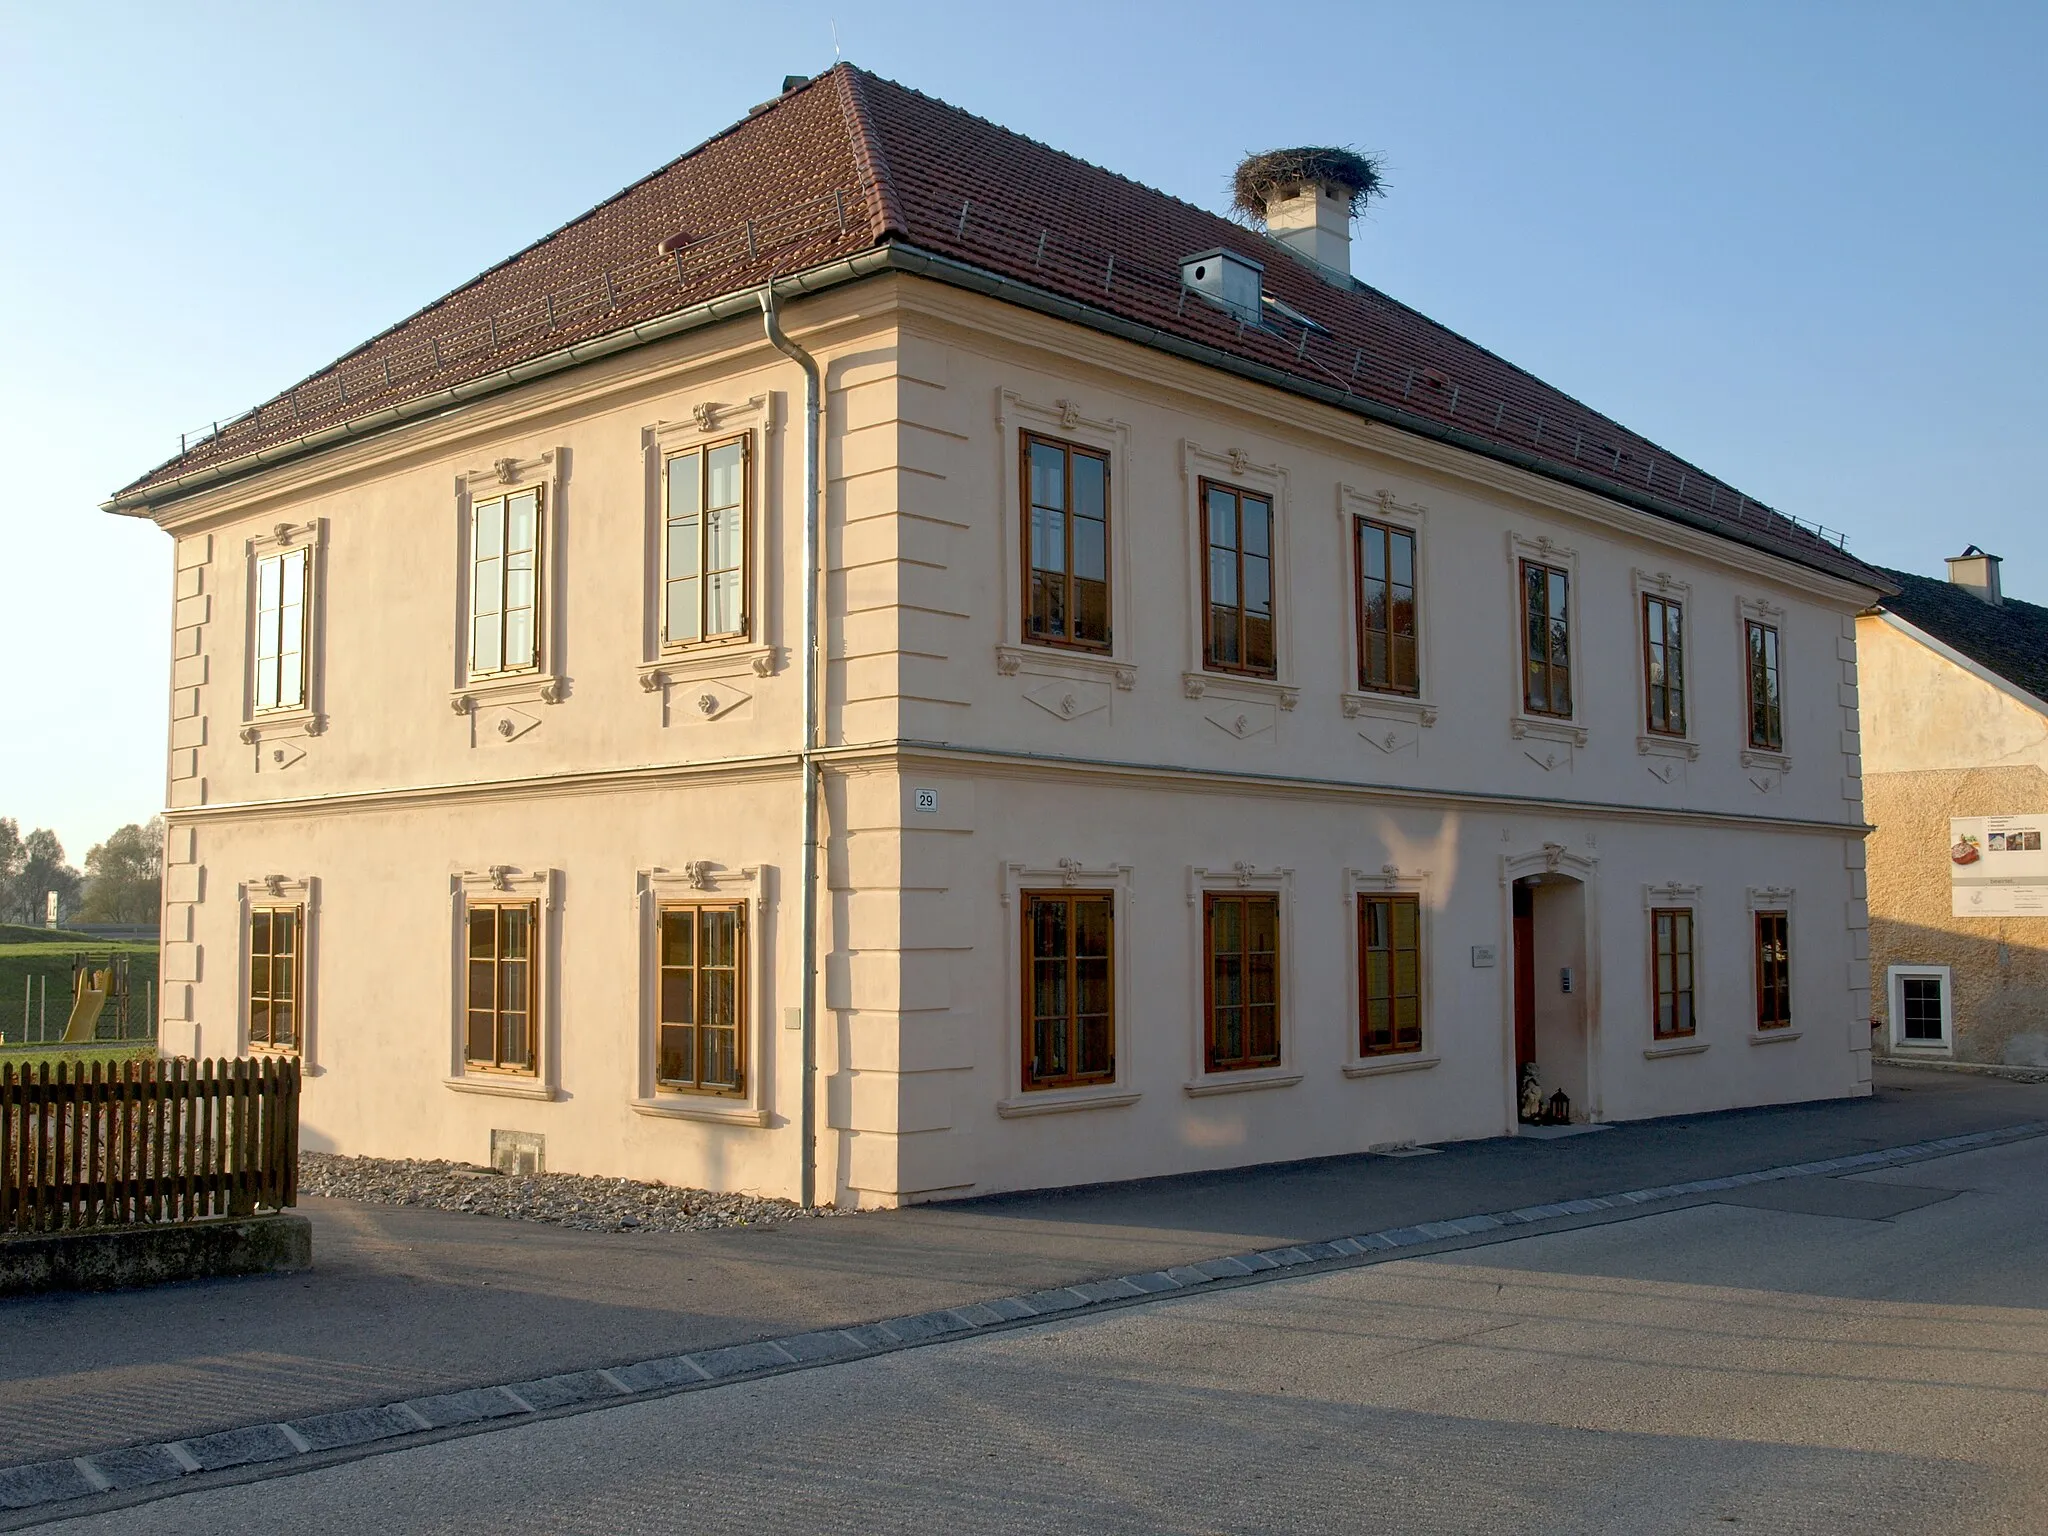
[1746, 886, 1796, 1041]
[1184, 862, 1295, 1094]
[450, 449, 567, 719]
[236, 873, 318, 1069]
[632, 862, 772, 1126]
[1644, 1041, 1709, 1060]
[993, 390, 1137, 687]
[997, 858, 1137, 1117]
[1749, 1030, 1802, 1047]
[1736, 594, 1792, 778]
[1344, 863, 1433, 1070]
[445, 866, 560, 1100]
[1644, 882, 1703, 1045]
[1506, 530, 1583, 756]
[637, 396, 782, 698]
[1338, 485, 1436, 740]
[1182, 441, 1293, 698]
[1632, 568, 1697, 772]
[240, 519, 327, 742]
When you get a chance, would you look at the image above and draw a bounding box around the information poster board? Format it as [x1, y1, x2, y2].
[1950, 815, 2048, 916]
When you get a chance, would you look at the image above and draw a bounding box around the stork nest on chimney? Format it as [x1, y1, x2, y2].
[1232, 147, 1386, 222]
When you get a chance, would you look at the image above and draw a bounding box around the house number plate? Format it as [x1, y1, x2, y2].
[913, 787, 939, 814]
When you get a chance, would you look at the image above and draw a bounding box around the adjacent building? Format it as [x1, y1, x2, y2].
[108, 67, 1891, 1206]
[1859, 549, 2048, 1066]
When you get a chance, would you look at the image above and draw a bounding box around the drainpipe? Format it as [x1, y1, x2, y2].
[760, 285, 822, 1210]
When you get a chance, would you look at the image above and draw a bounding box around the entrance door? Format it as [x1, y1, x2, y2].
[1512, 879, 1535, 1070]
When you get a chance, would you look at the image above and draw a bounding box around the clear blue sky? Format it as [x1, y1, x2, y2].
[3, 1, 2042, 860]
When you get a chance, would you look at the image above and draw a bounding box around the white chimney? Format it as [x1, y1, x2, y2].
[1945, 545, 2003, 605]
[1264, 181, 1353, 279]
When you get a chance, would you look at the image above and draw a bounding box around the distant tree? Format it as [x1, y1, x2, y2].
[0, 819, 21, 921]
[77, 818, 165, 925]
[5, 827, 82, 925]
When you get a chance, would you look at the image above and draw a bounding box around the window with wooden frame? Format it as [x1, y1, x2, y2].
[1746, 620, 1783, 751]
[1204, 892, 1281, 1072]
[247, 906, 302, 1051]
[1022, 433, 1111, 650]
[1202, 481, 1277, 676]
[1358, 893, 1421, 1056]
[1355, 517, 1418, 695]
[1651, 907, 1697, 1040]
[662, 436, 749, 648]
[1754, 909, 1790, 1031]
[656, 903, 746, 1095]
[252, 547, 308, 714]
[1642, 594, 1686, 736]
[1521, 559, 1572, 717]
[1021, 891, 1115, 1090]
[469, 488, 541, 678]
[464, 902, 537, 1073]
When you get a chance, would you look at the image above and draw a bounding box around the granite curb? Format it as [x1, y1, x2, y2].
[6, 1117, 2044, 1521]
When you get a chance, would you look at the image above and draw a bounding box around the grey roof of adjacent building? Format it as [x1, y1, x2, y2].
[1877, 566, 2048, 708]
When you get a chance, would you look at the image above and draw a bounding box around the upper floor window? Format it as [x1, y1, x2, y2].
[252, 547, 308, 714]
[1754, 910, 1790, 1031]
[1023, 433, 1110, 650]
[469, 488, 541, 678]
[1521, 560, 1572, 717]
[1022, 890, 1115, 1091]
[1643, 594, 1686, 735]
[663, 438, 749, 648]
[1202, 481, 1276, 677]
[1651, 907, 1696, 1039]
[247, 905, 302, 1051]
[657, 903, 746, 1095]
[1746, 620, 1783, 750]
[465, 901, 537, 1074]
[1355, 518, 1418, 695]
[1204, 892, 1281, 1072]
[1358, 892, 1422, 1056]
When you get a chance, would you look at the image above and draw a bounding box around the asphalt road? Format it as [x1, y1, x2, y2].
[47, 1128, 2048, 1534]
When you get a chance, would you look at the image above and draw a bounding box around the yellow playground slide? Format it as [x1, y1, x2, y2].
[61, 967, 112, 1043]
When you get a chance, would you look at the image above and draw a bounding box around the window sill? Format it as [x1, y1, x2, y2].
[630, 1096, 770, 1127]
[452, 674, 564, 713]
[1183, 1070, 1303, 1098]
[996, 1088, 1141, 1118]
[443, 1074, 558, 1101]
[1887, 1042, 1953, 1058]
[1341, 1053, 1440, 1079]
[1637, 734, 1700, 761]
[1510, 715, 1587, 747]
[1741, 748, 1793, 772]
[1341, 693, 1437, 726]
[1750, 1029, 1801, 1047]
[240, 709, 325, 742]
[1183, 672, 1299, 710]
[1643, 1041, 1708, 1060]
[640, 645, 778, 687]
[996, 645, 1136, 691]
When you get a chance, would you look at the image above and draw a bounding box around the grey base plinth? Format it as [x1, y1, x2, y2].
[0, 1214, 311, 1297]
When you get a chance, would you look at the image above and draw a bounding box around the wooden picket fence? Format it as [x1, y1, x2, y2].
[0, 1057, 299, 1235]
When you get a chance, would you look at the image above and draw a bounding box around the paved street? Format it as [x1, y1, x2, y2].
[38, 1112, 2048, 1534]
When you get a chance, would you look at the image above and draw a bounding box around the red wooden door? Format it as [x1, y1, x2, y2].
[1512, 881, 1536, 1069]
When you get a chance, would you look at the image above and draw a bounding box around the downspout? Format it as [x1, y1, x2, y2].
[760, 285, 822, 1209]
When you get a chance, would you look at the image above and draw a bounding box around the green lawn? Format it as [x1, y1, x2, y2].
[0, 941, 159, 1045]
[0, 1041, 158, 1075]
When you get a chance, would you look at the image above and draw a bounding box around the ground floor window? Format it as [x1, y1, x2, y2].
[1651, 907, 1696, 1039]
[1358, 893, 1421, 1055]
[247, 905, 302, 1051]
[1888, 965, 1952, 1051]
[1205, 892, 1281, 1072]
[658, 903, 746, 1094]
[1021, 891, 1115, 1090]
[465, 902, 537, 1073]
[1754, 910, 1791, 1031]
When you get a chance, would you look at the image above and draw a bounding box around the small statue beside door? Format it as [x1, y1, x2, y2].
[1518, 1062, 1545, 1124]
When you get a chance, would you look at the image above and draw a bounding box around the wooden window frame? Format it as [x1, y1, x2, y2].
[1746, 619, 1784, 751]
[1753, 908, 1791, 1032]
[1641, 592, 1687, 737]
[1357, 892, 1423, 1057]
[1200, 479, 1279, 679]
[1520, 558, 1573, 719]
[245, 904, 304, 1053]
[1020, 890, 1117, 1092]
[464, 900, 540, 1076]
[1354, 515, 1420, 697]
[1650, 906, 1697, 1041]
[654, 901, 748, 1097]
[659, 433, 752, 652]
[1202, 891, 1284, 1073]
[467, 485, 545, 682]
[1020, 431, 1113, 653]
[252, 546, 310, 715]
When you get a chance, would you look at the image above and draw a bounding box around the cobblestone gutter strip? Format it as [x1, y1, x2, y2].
[7, 1119, 2045, 1519]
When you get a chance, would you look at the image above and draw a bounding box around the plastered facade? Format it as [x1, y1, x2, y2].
[139, 275, 1877, 1205]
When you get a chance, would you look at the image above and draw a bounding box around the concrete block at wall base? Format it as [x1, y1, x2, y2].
[844, 1128, 973, 1201]
[0, 1214, 311, 1298]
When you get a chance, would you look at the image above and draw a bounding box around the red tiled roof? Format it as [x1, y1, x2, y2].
[114, 67, 1885, 590]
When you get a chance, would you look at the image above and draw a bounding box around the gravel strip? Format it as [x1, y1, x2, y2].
[298, 1153, 842, 1233]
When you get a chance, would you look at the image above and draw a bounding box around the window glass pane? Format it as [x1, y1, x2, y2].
[500, 958, 529, 1015]
[468, 908, 496, 959]
[706, 570, 742, 635]
[658, 1024, 694, 1083]
[1208, 549, 1237, 608]
[704, 969, 735, 1029]
[1206, 487, 1236, 550]
[1242, 497, 1270, 559]
[706, 505, 742, 570]
[703, 1028, 737, 1088]
[473, 498, 504, 562]
[707, 443, 743, 510]
[1029, 442, 1066, 511]
[703, 908, 735, 968]
[1071, 453, 1105, 522]
[660, 969, 692, 1027]
[467, 1008, 495, 1063]
[1073, 510, 1106, 583]
[1032, 503, 1067, 575]
[1033, 958, 1067, 1023]
[505, 491, 538, 554]
[272, 1001, 295, 1048]
[1074, 897, 1110, 957]
[662, 910, 695, 969]
[1076, 957, 1110, 1018]
[258, 554, 282, 612]
[500, 907, 530, 961]
[666, 578, 701, 644]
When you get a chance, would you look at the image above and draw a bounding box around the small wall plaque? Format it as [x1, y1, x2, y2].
[1470, 944, 1498, 968]
[913, 787, 939, 814]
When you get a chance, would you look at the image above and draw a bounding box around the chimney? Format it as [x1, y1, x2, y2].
[1232, 148, 1384, 285]
[1945, 545, 2003, 605]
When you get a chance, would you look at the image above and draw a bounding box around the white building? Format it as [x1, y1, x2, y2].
[109, 67, 1889, 1206]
